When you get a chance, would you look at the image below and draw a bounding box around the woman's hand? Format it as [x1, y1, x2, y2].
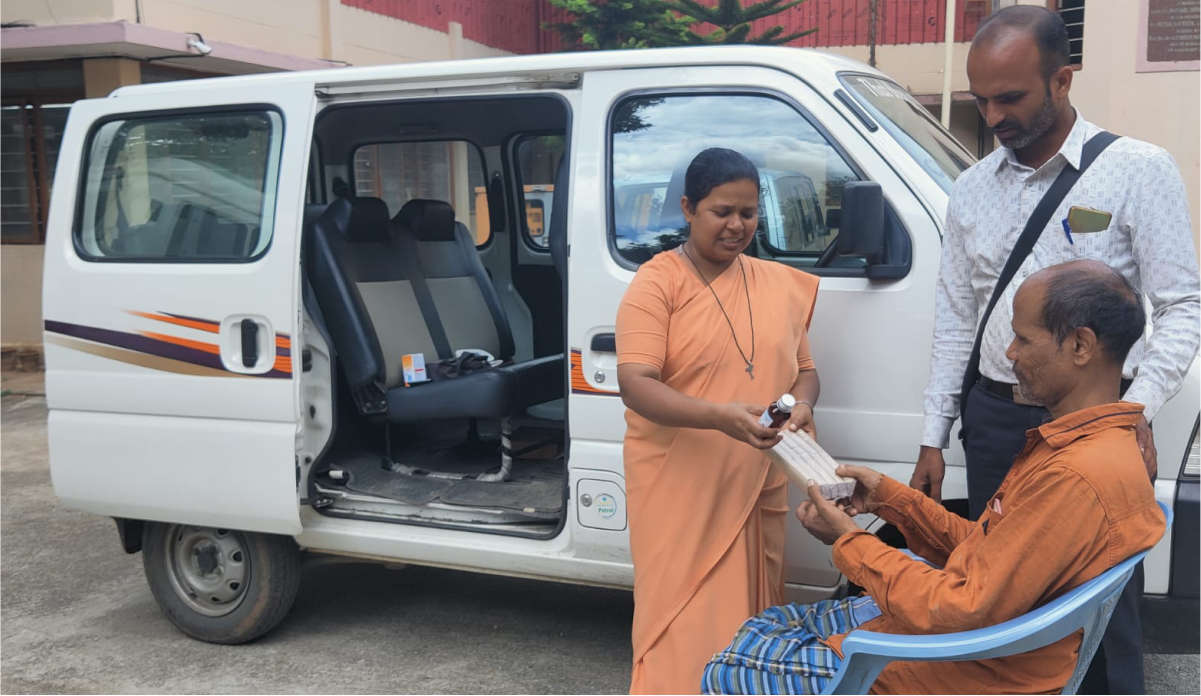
[784, 401, 816, 440]
[711, 402, 782, 450]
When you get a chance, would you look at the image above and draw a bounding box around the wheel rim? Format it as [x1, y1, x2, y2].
[163, 525, 250, 617]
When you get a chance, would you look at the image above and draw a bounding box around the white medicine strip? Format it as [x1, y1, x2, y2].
[767, 430, 856, 501]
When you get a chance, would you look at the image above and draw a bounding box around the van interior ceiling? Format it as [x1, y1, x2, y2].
[300, 94, 571, 538]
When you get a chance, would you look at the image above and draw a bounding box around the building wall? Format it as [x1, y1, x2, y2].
[1, 0, 128, 24]
[0, 246, 45, 347]
[0, 0, 510, 67]
[688, 0, 989, 47]
[132, 0, 510, 64]
[1069, 1, 1200, 247]
[343, 0, 553, 55]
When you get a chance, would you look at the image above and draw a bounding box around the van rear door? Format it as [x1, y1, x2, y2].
[43, 81, 314, 535]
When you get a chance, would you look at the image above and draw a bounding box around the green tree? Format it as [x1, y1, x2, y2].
[669, 0, 816, 45]
[545, 0, 695, 50]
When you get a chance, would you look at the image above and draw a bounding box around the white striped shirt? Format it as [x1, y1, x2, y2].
[922, 110, 1200, 449]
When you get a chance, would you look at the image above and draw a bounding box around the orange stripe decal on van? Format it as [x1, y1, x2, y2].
[126, 311, 291, 359]
[45, 319, 291, 379]
[570, 349, 620, 396]
[128, 311, 220, 334]
[139, 331, 222, 355]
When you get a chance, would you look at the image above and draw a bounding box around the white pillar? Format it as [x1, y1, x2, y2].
[449, 21, 464, 60]
[325, 0, 344, 62]
[941, 0, 957, 127]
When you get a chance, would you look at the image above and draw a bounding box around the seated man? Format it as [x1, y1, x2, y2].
[702, 260, 1167, 695]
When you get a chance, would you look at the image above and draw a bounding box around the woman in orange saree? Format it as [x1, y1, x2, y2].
[616, 148, 821, 694]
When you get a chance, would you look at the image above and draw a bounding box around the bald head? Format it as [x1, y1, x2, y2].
[1023, 260, 1146, 364]
[973, 5, 1071, 81]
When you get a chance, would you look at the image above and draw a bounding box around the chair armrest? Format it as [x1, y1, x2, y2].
[825, 622, 1086, 695]
[840, 621, 1077, 663]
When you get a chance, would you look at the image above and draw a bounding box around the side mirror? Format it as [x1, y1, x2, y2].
[836, 181, 885, 265]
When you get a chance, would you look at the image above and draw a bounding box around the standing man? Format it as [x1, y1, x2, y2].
[910, 5, 1200, 694]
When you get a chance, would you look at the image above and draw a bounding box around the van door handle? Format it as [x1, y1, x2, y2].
[240, 318, 260, 368]
[591, 333, 616, 352]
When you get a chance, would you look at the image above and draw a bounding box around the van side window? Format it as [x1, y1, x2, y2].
[609, 94, 857, 267]
[352, 141, 487, 246]
[514, 135, 566, 250]
[77, 110, 282, 261]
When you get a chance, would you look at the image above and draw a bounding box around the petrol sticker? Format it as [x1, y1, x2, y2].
[596, 494, 617, 519]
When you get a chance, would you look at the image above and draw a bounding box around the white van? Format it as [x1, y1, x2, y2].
[43, 46, 1199, 644]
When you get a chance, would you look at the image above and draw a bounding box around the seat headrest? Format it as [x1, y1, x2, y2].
[396, 199, 457, 242]
[342, 197, 392, 242]
[320, 197, 392, 243]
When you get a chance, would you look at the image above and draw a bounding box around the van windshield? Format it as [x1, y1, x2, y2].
[840, 73, 975, 192]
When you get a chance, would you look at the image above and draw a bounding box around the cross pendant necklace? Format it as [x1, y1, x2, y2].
[746, 363, 755, 379]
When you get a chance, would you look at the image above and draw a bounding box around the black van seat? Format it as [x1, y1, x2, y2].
[306, 196, 562, 423]
[388, 199, 562, 420]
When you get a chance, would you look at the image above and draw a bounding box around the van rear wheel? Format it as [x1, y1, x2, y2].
[142, 522, 301, 644]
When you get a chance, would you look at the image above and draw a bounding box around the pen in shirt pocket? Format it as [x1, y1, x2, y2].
[1061, 218, 1074, 245]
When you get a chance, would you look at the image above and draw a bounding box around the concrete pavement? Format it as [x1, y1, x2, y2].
[2, 393, 1196, 694]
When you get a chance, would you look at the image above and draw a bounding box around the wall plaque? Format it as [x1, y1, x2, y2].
[1138, 0, 1200, 72]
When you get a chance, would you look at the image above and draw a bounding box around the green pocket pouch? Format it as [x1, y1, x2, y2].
[1067, 206, 1112, 234]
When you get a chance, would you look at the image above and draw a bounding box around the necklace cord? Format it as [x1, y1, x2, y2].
[680, 245, 755, 372]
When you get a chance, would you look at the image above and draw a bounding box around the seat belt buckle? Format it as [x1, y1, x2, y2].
[352, 382, 388, 415]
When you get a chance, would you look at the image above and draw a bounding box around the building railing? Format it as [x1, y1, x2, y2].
[343, 0, 989, 56]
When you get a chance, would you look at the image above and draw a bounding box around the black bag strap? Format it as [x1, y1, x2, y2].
[958, 131, 1120, 414]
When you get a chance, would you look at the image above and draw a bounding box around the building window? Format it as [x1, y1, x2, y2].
[1054, 0, 1086, 66]
[1, 101, 70, 244]
[353, 141, 487, 246]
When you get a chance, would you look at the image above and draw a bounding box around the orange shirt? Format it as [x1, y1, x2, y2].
[827, 402, 1165, 694]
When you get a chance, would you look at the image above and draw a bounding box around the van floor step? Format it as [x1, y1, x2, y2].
[440, 476, 561, 516]
[335, 453, 455, 505]
[327, 452, 562, 516]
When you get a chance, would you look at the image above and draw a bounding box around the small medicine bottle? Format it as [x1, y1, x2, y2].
[758, 394, 796, 429]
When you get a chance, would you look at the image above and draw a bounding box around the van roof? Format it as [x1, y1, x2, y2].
[110, 45, 886, 99]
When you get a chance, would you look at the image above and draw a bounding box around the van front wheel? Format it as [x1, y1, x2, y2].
[142, 522, 301, 644]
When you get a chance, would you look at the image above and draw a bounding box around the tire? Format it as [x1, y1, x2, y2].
[142, 522, 301, 644]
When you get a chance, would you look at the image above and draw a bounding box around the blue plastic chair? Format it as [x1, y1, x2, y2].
[821, 501, 1172, 695]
